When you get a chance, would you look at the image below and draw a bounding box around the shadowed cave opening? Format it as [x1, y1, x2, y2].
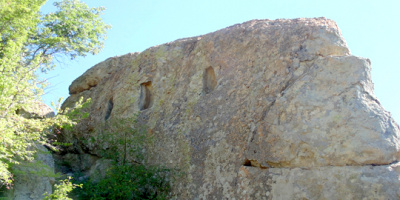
[105, 97, 113, 120]
[203, 66, 217, 94]
[139, 81, 153, 110]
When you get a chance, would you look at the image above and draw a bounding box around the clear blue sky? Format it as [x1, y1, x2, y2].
[41, 0, 400, 122]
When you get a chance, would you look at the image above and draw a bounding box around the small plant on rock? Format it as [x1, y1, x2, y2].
[43, 177, 82, 200]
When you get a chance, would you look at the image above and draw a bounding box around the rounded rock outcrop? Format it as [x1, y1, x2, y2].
[60, 18, 400, 199]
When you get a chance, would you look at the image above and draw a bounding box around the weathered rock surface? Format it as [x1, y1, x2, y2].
[7, 102, 55, 200]
[238, 164, 400, 199]
[11, 144, 55, 200]
[61, 18, 400, 199]
[16, 101, 55, 119]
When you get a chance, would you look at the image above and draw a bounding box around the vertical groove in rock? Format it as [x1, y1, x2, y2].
[139, 81, 153, 110]
[104, 97, 113, 120]
[203, 66, 217, 94]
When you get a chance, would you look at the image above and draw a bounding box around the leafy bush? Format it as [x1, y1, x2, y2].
[76, 164, 171, 200]
[64, 117, 173, 199]
[43, 177, 82, 200]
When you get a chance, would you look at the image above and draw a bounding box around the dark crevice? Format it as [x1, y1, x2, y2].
[327, 81, 381, 107]
[69, 82, 98, 95]
[279, 64, 314, 96]
[241, 160, 400, 170]
[249, 130, 257, 143]
[362, 91, 381, 106]
[104, 97, 113, 120]
[243, 159, 269, 169]
[261, 64, 315, 121]
[243, 159, 252, 167]
[185, 39, 198, 55]
[261, 99, 276, 121]
[334, 82, 361, 97]
[369, 160, 399, 167]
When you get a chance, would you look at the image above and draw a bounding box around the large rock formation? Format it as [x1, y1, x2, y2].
[61, 17, 400, 199]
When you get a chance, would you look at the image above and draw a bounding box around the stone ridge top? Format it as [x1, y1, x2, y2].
[69, 17, 349, 95]
[172, 17, 341, 44]
[224, 17, 339, 30]
[83, 17, 343, 65]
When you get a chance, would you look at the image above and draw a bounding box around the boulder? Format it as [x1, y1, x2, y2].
[9, 102, 55, 200]
[16, 101, 55, 119]
[11, 144, 55, 200]
[61, 17, 400, 199]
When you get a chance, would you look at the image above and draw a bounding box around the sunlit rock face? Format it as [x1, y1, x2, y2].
[61, 17, 400, 199]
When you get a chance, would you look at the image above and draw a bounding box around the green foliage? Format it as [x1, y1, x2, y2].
[77, 164, 171, 200]
[95, 116, 149, 165]
[71, 117, 173, 199]
[43, 177, 82, 200]
[0, 0, 109, 191]
[33, 0, 111, 67]
[52, 97, 92, 132]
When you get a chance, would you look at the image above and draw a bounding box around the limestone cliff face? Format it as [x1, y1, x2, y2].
[61, 18, 400, 199]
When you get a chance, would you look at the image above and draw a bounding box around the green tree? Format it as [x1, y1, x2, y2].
[0, 0, 110, 190]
